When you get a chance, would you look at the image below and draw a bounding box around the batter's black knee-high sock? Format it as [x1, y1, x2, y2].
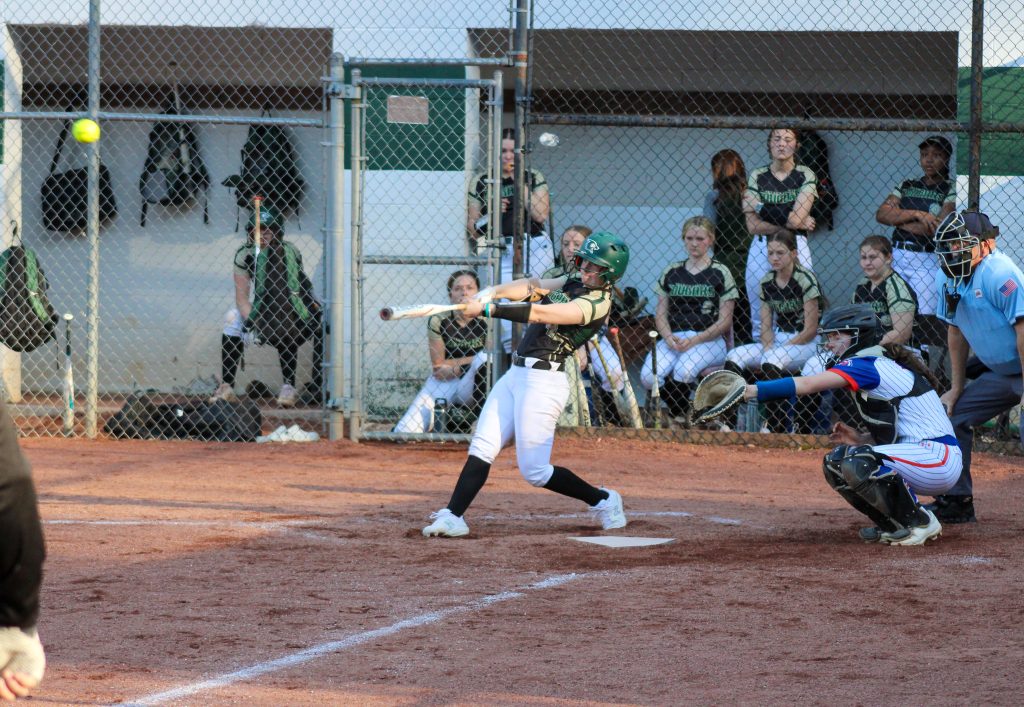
[222, 335, 244, 386]
[447, 455, 491, 517]
[544, 466, 605, 506]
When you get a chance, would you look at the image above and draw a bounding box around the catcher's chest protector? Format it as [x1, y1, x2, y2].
[847, 355, 933, 444]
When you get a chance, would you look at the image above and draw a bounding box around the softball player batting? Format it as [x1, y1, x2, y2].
[423, 232, 630, 537]
[737, 303, 961, 545]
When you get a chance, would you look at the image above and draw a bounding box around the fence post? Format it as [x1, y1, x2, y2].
[348, 67, 364, 441]
[84, 0, 102, 438]
[968, 0, 984, 208]
[327, 53, 347, 440]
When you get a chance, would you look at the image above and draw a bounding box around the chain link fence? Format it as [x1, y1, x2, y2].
[2, 0, 1022, 455]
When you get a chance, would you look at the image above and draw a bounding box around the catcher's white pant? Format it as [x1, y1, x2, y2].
[496, 235, 555, 353]
[891, 248, 939, 315]
[588, 334, 624, 393]
[639, 330, 728, 388]
[468, 364, 568, 487]
[726, 330, 816, 372]
[394, 352, 489, 434]
[875, 440, 962, 496]
[746, 234, 813, 338]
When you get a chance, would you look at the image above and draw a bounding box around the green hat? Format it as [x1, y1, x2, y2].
[574, 231, 630, 285]
[247, 204, 284, 235]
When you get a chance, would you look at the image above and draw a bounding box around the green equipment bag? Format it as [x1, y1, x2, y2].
[0, 225, 59, 352]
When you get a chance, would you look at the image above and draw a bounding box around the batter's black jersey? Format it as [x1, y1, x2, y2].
[427, 311, 488, 361]
[852, 271, 917, 331]
[888, 177, 956, 250]
[468, 168, 548, 237]
[517, 276, 612, 363]
[758, 263, 822, 333]
[655, 259, 738, 332]
[0, 400, 45, 629]
[747, 165, 817, 233]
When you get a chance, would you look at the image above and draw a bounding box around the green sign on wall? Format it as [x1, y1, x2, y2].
[956, 66, 1024, 177]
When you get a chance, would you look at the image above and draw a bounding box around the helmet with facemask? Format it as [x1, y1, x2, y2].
[815, 303, 883, 368]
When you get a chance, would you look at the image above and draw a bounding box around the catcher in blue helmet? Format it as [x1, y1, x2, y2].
[422, 231, 631, 538]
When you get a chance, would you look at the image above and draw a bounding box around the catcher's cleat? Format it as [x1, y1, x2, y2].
[423, 508, 469, 538]
[925, 494, 976, 524]
[859, 526, 884, 543]
[882, 508, 942, 546]
[589, 488, 627, 530]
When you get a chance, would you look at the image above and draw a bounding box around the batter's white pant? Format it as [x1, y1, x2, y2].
[640, 330, 728, 387]
[497, 235, 555, 353]
[875, 440, 962, 496]
[891, 248, 939, 315]
[726, 330, 816, 372]
[468, 364, 568, 487]
[747, 234, 813, 339]
[588, 335, 624, 393]
[393, 352, 489, 434]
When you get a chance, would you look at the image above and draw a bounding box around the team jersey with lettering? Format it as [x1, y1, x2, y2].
[427, 311, 488, 362]
[758, 263, 822, 333]
[655, 259, 738, 332]
[747, 165, 818, 233]
[517, 276, 611, 362]
[935, 250, 1024, 375]
[888, 177, 956, 250]
[828, 356, 953, 443]
[468, 168, 548, 237]
[852, 270, 917, 331]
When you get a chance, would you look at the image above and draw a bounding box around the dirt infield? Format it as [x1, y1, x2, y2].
[23, 435, 1024, 705]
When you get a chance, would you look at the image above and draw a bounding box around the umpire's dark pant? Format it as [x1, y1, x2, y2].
[947, 370, 1024, 496]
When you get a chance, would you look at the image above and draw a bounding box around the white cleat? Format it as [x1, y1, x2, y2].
[883, 508, 942, 546]
[589, 488, 627, 530]
[422, 508, 469, 538]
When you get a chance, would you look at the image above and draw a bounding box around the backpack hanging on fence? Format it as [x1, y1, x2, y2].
[139, 83, 210, 227]
[41, 116, 118, 234]
[796, 129, 839, 231]
[222, 108, 304, 220]
[0, 223, 59, 352]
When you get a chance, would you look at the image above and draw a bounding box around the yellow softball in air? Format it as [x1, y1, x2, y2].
[71, 118, 101, 144]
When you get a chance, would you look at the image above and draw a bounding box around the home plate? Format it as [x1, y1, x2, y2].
[568, 536, 675, 548]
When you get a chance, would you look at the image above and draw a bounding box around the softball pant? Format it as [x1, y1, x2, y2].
[394, 351, 489, 434]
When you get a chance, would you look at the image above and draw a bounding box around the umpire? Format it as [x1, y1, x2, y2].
[0, 399, 46, 699]
[931, 209, 1024, 524]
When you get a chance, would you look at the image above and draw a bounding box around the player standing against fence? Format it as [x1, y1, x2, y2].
[0, 400, 46, 700]
[928, 209, 1024, 524]
[734, 303, 960, 545]
[423, 232, 630, 537]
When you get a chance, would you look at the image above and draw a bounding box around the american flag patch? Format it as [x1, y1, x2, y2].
[999, 279, 1018, 297]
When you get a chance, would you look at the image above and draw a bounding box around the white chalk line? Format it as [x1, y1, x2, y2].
[120, 572, 583, 706]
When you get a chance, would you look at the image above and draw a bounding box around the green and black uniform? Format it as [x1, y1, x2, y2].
[887, 178, 955, 252]
[427, 312, 488, 378]
[468, 168, 548, 238]
[759, 263, 822, 334]
[656, 259, 738, 333]
[853, 271, 918, 335]
[517, 276, 612, 363]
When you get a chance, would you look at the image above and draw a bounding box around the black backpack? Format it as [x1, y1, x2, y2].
[40, 118, 118, 234]
[139, 84, 210, 227]
[222, 109, 304, 219]
[0, 224, 59, 353]
[796, 129, 839, 231]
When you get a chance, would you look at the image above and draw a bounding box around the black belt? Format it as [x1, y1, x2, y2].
[512, 355, 562, 371]
[893, 240, 934, 254]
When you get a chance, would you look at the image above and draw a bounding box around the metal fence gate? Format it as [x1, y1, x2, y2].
[351, 72, 504, 441]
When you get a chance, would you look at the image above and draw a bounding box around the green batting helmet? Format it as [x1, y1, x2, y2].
[247, 204, 284, 235]
[574, 231, 629, 285]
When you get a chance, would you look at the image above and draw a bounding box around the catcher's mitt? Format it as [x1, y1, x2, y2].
[691, 369, 747, 425]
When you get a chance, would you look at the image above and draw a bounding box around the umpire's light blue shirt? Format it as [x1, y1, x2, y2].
[936, 250, 1024, 376]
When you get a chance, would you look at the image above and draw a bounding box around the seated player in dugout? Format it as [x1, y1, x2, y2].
[392, 270, 490, 434]
[640, 215, 737, 424]
[724, 230, 823, 432]
[422, 232, 630, 538]
[739, 303, 960, 546]
[796, 234, 917, 433]
[210, 204, 323, 408]
[543, 225, 632, 426]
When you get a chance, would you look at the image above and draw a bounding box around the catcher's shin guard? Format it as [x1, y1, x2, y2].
[838, 445, 929, 531]
[823, 446, 900, 532]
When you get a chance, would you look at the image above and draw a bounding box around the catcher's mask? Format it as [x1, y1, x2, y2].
[574, 231, 630, 286]
[933, 209, 997, 287]
[815, 303, 883, 368]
